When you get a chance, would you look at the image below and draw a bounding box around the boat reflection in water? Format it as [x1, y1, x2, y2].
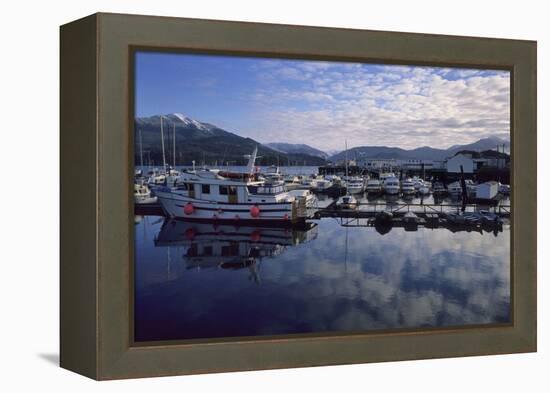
[135, 212, 509, 342]
[154, 219, 318, 275]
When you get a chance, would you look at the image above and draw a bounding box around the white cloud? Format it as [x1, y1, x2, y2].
[241, 62, 510, 151]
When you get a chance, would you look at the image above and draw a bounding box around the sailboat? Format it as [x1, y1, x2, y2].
[336, 140, 358, 209]
[134, 128, 157, 205]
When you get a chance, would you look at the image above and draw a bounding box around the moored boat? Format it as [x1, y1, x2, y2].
[336, 194, 358, 209]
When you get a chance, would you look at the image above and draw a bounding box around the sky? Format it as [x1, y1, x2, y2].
[135, 51, 510, 152]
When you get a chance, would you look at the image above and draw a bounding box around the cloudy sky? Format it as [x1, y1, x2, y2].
[135, 52, 510, 152]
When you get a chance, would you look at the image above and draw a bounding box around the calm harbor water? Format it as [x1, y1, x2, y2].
[134, 200, 510, 342]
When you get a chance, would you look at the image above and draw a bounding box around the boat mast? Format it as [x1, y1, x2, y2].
[160, 116, 167, 171]
[138, 128, 144, 169]
[172, 122, 176, 169]
[345, 139, 349, 178]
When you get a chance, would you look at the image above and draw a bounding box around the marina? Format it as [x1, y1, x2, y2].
[131, 54, 512, 343]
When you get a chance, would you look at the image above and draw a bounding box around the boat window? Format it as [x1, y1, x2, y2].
[219, 185, 228, 195]
[228, 186, 237, 195]
[202, 184, 210, 194]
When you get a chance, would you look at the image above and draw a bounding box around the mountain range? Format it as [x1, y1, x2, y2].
[135, 113, 509, 166]
[328, 136, 510, 162]
[134, 113, 326, 166]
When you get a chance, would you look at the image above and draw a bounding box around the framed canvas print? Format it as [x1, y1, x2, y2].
[60, 13, 537, 380]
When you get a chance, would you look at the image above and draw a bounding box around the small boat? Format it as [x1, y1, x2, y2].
[262, 165, 284, 183]
[134, 183, 158, 205]
[336, 194, 358, 209]
[401, 178, 416, 195]
[311, 178, 334, 192]
[365, 179, 383, 194]
[288, 189, 317, 208]
[418, 183, 431, 195]
[283, 175, 302, 190]
[447, 181, 463, 196]
[345, 177, 365, 194]
[383, 176, 400, 195]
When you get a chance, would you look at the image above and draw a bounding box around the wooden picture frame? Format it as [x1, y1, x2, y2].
[60, 12, 536, 380]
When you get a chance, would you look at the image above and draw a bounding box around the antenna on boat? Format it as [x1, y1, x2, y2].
[160, 115, 167, 172]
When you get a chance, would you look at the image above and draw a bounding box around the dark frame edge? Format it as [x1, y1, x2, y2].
[64, 12, 537, 380]
[60, 13, 100, 380]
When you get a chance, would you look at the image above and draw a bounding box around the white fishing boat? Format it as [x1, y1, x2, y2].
[447, 181, 463, 196]
[134, 183, 158, 205]
[311, 178, 334, 192]
[345, 177, 365, 194]
[287, 189, 317, 208]
[336, 194, 358, 209]
[262, 165, 284, 183]
[418, 180, 431, 196]
[401, 178, 416, 195]
[365, 179, 383, 194]
[383, 176, 400, 195]
[283, 175, 302, 190]
[154, 147, 309, 225]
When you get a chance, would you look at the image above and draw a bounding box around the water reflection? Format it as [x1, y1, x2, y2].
[134, 216, 510, 342]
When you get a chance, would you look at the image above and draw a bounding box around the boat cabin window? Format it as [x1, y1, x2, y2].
[202, 184, 210, 194]
[248, 184, 285, 195]
[219, 185, 237, 197]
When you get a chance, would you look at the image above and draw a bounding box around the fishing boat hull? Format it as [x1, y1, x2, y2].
[155, 189, 307, 226]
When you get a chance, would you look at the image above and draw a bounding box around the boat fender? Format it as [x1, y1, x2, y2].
[183, 203, 194, 215]
[250, 205, 260, 218]
[218, 208, 223, 215]
[235, 214, 240, 220]
[284, 213, 289, 220]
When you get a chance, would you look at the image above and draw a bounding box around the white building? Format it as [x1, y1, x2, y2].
[362, 158, 397, 170]
[446, 153, 477, 173]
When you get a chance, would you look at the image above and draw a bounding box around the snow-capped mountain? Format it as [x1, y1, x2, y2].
[134, 113, 328, 166]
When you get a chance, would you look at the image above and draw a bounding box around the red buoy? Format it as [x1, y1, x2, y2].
[250, 205, 260, 218]
[183, 203, 194, 215]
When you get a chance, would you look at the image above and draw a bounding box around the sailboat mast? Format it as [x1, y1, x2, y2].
[160, 116, 166, 170]
[345, 139, 349, 178]
[138, 129, 144, 169]
[172, 123, 176, 168]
